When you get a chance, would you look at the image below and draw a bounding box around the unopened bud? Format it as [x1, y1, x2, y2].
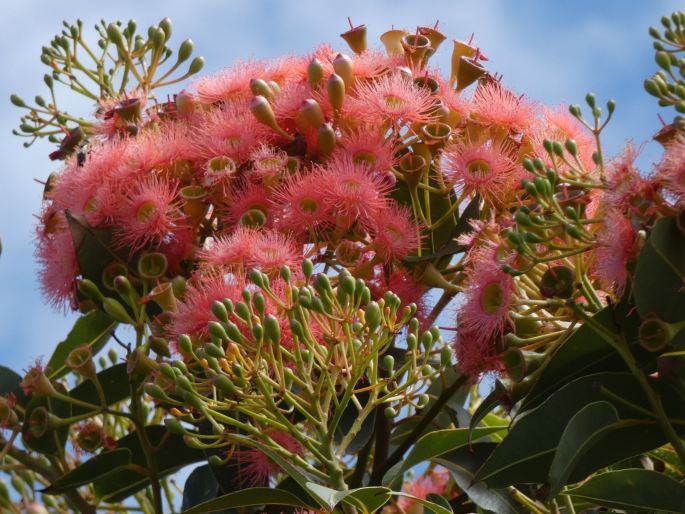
[308, 58, 325, 87]
[332, 53, 354, 88]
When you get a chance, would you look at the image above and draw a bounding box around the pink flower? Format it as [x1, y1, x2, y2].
[333, 125, 397, 173]
[346, 72, 436, 125]
[200, 228, 301, 278]
[397, 467, 450, 514]
[472, 82, 537, 133]
[235, 431, 302, 486]
[370, 204, 421, 261]
[35, 211, 79, 310]
[192, 60, 267, 105]
[221, 180, 273, 229]
[247, 144, 289, 187]
[320, 155, 391, 230]
[441, 139, 518, 204]
[272, 172, 334, 238]
[192, 104, 274, 163]
[657, 135, 685, 202]
[593, 209, 637, 297]
[113, 176, 183, 253]
[171, 273, 245, 339]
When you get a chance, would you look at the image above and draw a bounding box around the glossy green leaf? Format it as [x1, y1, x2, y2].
[47, 310, 117, 380]
[94, 425, 204, 502]
[390, 492, 453, 514]
[474, 372, 685, 488]
[43, 449, 131, 494]
[182, 465, 224, 512]
[435, 443, 527, 514]
[564, 469, 685, 513]
[181, 487, 313, 514]
[519, 302, 644, 412]
[0, 366, 26, 405]
[468, 380, 508, 444]
[305, 483, 390, 513]
[382, 426, 505, 486]
[546, 401, 619, 499]
[69, 363, 130, 415]
[634, 216, 685, 323]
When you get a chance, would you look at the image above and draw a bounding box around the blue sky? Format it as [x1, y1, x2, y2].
[0, 0, 680, 372]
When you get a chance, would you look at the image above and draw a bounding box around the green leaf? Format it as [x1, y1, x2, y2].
[468, 380, 508, 444]
[0, 366, 27, 405]
[47, 310, 117, 380]
[435, 443, 527, 514]
[43, 449, 131, 494]
[93, 425, 204, 502]
[564, 469, 685, 513]
[634, 216, 685, 323]
[181, 487, 313, 514]
[182, 465, 224, 512]
[519, 303, 644, 412]
[382, 426, 505, 486]
[546, 401, 619, 499]
[474, 372, 685, 488]
[305, 483, 391, 513]
[424, 494, 452, 514]
[69, 363, 130, 415]
[390, 492, 453, 514]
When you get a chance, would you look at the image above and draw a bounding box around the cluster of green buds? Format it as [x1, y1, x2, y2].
[646, 12, 685, 115]
[10, 17, 204, 153]
[145, 262, 451, 489]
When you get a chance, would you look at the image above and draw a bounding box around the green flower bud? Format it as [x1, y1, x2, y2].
[317, 122, 336, 156]
[204, 342, 225, 359]
[308, 58, 324, 87]
[177, 39, 193, 63]
[302, 259, 314, 279]
[106, 23, 124, 46]
[421, 365, 434, 377]
[252, 323, 264, 342]
[212, 300, 229, 324]
[145, 383, 171, 402]
[253, 292, 266, 315]
[656, 51, 672, 71]
[332, 53, 354, 88]
[175, 375, 193, 392]
[225, 321, 243, 343]
[327, 73, 346, 111]
[421, 331, 433, 351]
[585, 92, 596, 108]
[264, 314, 281, 344]
[235, 301, 251, 322]
[213, 375, 239, 396]
[208, 455, 224, 467]
[78, 279, 104, 301]
[189, 56, 205, 74]
[165, 418, 186, 436]
[290, 319, 305, 339]
[382, 354, 395, 372]
[160, 363, 176, 380]
[158, 17, 172, 40]
[384, 406, 397, 419]
[522, 158, 535, 172]
[102, 297, 135, 324]
[10, 94, 25, 107]
[280, 265, 291, 282]
[417, 394, 430, 408]
[407, 333, 418, 350]
[440, 346, 453, 367]
[365, 301, 382, 330]
[178, 334, 193, 354]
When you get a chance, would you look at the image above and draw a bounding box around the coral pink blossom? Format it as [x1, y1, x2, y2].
[472, 82, 537, 133]
[460, 255, 514, 342]
[193, 104, 273, 163]
[320, 156, 391, 229]
[397, 467, 450, 514]
[657, 135, 685, 202]
[35, 212, 79, 310]
[192, 60, 266, 105]
[333, 126, 397, 173]
[593, 209, 637, 297]
[370, 204, 421, 261]
[171, 274, 245, 339]
[272, 173, 334, 238]
[114, 176, 182, 252]
[221, 181, 273, 229]
[247, 144, 289, 187]
[441, 139, 518, 204]
[346, 72, 436, 125]
[200, 228, 301, 278]
[235, 431, 302, 486]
